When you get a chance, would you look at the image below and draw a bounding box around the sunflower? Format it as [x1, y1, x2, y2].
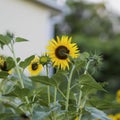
[108, 114, 114, 120]
[114, 113, 120, 120]
[74, 116, 79, 120]
[0, 55, 5, 67]
[47, 36, 79, 70]
[28, 56, 43, 76]
[0, 56, 12, 74]
[116, 89, 120, 104]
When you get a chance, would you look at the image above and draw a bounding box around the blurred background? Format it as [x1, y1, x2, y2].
[55, 0, 120, 94]
[0, 0, 120, 94]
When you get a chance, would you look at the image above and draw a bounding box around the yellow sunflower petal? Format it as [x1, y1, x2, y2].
[47, 36, 79, 70]
[27, 56, 43, 76]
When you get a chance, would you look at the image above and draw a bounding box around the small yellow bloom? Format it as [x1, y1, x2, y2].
[0, 56, 5, 67]
[108, 114, 114, 120]
[47, 36, 79, 70]
[0, 59, 12, 74]
[114, 113, 120, 120]
[28, 56, 43, 76]
[116, 89, 120, 104]
[74, 116, 79, 120]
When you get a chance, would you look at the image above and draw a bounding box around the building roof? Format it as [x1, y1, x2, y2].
[36, 0, 65, 12]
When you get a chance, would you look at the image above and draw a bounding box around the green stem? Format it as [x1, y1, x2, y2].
[77, 89, 82, 113]
[78, 96, 87, 120]
[57, 87, 66, 100]
[47, 86, 51, 106]
[77, 59, 92, 120]
[8, 42, 30, 111]
[84, 59, 93, 75]
[46, 65, 51, 106]
[10, 43, 24, 88]
[65, 65, 75, 111]
[54, 87, 57, 106]
[53, 87, 57, 120]
[0, 98, 25, 113]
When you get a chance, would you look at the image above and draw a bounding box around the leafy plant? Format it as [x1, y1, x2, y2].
[0, 33, 113, 120]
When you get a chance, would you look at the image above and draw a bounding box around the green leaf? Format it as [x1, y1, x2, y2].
[0, 113, 18, 120]
[32, 111, 50, 120]
[85, 106, 111, 120]
[0, 71, 9, 78]
[6, 57, 15, 70]
[15, 37, 28, 42]
[17, 57, 21, 63]
[51, 71, 67, 86]
[21, 73, 33, 89]
[89, 95, 120, 110]
[19, 55, 35, 69]
[30, 76, 57, 86]
[80, 52, 90, 61]
[3, 86, 30, 98]
[79, 73, 106, 95]
[0, 34, 11, 45]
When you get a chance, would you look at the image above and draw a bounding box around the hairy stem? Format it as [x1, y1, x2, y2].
[65, 65, 75, 111]
[46, 65, 51, 107]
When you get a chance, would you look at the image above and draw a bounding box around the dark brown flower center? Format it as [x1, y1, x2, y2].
[55, 46, 69, 59]
[32, 62, 38, 70]
[1, 62, 8, 71]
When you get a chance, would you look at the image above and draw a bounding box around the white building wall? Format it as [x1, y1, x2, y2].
[0, 0, 55, 59]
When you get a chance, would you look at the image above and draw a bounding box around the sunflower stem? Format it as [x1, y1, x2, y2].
[9, 41, 31, 113]
[65, 65, 75, 111]
[84, 59, 93, 75]
[57, 87, 66, 100]
[46, 65, 51, 107]
[77, 88, 82, 112]
[53, 86, 57, 120]
[54, 87, 57, 106]
[77, 86, 83, 120]
[10, 41, 24, 88]
[77, 59, 92, 119]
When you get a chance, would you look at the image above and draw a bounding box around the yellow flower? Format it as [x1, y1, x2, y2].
[28, 56, 43, 76]
[108, 114, 114, 120]
[95, 114, 115, 120]
[74, 116, 79, 120]
[47, 36, 79, 70]
[0, 56, 5, 67]
[114, 113, 120, 120]
[116, 89, 120, 104]
[0, 56, 13, 74]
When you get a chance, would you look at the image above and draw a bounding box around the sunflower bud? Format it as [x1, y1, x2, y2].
[39, 54, 50, 66]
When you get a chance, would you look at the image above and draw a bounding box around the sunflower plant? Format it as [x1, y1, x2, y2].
[0, 33, 113, 120]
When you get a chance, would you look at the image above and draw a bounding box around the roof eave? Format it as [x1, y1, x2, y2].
[36, 0, 63, 13]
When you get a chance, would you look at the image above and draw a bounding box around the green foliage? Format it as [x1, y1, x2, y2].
[0, 34, 12, 48]
[19, 55, 35, 69]
[6, 57, 15, 70]
[0, 71, 9, 78]
[15, 37, 28, 42]
[55, 0, 120, 95]
[0, 32, 115, 120]
[85, 107, 111, 120]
